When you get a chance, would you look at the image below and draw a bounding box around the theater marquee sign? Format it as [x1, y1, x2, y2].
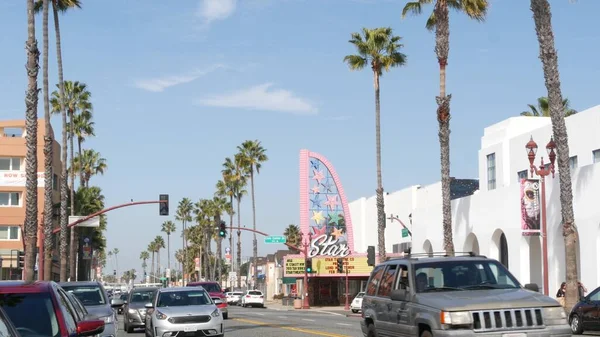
[308, 234, 351, 258]
[284, 256, 373, 277]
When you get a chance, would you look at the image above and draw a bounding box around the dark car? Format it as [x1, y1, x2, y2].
[0, 306, 22, 337]
[113, 293, 128, 315]
[123, 287, 158, 333]
[0, 281, 105, 337]
[569, 285, 600, 334]
[59, 281, 119, 337]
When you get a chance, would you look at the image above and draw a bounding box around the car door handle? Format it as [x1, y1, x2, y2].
[387, 304, 392, 310]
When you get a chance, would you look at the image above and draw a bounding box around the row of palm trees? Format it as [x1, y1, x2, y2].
[343, 0, 579, 310]
[23, 0, 108, 281]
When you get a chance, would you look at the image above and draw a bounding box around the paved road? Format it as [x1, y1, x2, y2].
[117, 305, 364, 337]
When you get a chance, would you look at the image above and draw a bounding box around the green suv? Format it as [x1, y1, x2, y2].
[360, 252, 571, 337]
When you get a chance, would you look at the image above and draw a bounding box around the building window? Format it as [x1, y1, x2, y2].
[487, 153, 496, 190]
[569, 156, 578, 170]
[52, 173, 59, 191]
[0, 192, 20, 207]
[593, 149, 600, 164]
[0, 226, 20, 240]
[0, 157, 21, 171]
[517, 170, 528, 182]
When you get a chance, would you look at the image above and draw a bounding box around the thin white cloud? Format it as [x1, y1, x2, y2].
[196, 0, 237, 24]
[197, 83, 318, 115]
[134, 64, 226, 92]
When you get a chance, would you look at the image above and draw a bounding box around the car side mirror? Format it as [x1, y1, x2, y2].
[524, 283, 539, 292]
[110, 299, 124, 307]
[77, 320, 105, 337]
[214, 299, 223, 305]
[390, 289, 407, 301]
[145, 302, 154, 309]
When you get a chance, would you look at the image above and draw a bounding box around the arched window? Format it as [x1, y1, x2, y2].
[500, 233, 509, 268]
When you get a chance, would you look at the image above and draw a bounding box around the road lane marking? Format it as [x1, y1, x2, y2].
[255, 313, 265, 316]
[233, 318, 351, 337]
[277, 316, 287, 318]
[302, 318, 315, 322]
[336, 323, 352, 326]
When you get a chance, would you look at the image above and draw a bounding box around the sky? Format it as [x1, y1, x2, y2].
[1, 0, 600, 278]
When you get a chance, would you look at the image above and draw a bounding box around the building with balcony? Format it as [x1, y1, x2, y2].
[348, 105, 600, 295]
[0, 119, 62, 280]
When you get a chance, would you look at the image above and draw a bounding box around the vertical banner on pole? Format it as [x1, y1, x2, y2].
[520, 179, 541, 236]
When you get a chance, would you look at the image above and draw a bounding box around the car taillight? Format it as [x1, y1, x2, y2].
[259, 296, 263, 298]
[246, 295, 250, 298]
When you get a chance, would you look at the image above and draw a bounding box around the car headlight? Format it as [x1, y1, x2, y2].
[211, 309, 220, 318]
[128, 309, 137, 314]
[103, 315, 115, 324]
[155, 310, 167, 320]
[440, 311, 473, 326]
[543, 306, 567, 325]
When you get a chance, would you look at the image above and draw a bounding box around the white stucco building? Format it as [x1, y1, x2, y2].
[348, 105, 600, 295]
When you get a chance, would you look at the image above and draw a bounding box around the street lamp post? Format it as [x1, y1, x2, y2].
[525, 136, 557, 296]
[302, 231, 313, 309]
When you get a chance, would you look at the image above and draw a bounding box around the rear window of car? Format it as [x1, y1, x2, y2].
[196, 283, 222, 293]
[61, 285, 106, 306]
[248, 291, 262, 296]
[1, 292, 60, 337]
[233, 292, 243, 296]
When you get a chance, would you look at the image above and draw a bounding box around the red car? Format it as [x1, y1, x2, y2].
[187, 281, 228, 319]
[0, 281, 105, 337]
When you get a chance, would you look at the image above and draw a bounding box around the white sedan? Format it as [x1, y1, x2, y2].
[241, 290, 265, 308]
[227, 291, 243, 304]
[350, 292, 365, 313]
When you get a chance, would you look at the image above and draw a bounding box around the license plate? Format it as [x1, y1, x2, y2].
[502, 334, 526, 337]
[183, 326, 197, 332]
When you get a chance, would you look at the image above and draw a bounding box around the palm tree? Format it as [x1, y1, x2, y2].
[215, 177, 236, 282]
[24, 0, 41, 282]
[50, 80, 92, 279]
[208, 196, 231, 281]
[113, 248, 119, 279]
[520, 96, 577, 117]
[194, 199, 213, 279]
[222, 155, 248, 287]
[530, 0, 578, 310]
[237, 140, 268, 287]
[147, 241, 157, 282]
[161, 221, 176, 273]
[402, 0, 488, 255]
[107, 250, 113, 270]
[283, 224, 301, 253]
[153, 236, 165, 279]
[175, 198, 193, 284]
[343, 27, 407, 260]
[139, 251, 149, 278]
[72, 149, 107, 187]
[70, 109, 95, 186]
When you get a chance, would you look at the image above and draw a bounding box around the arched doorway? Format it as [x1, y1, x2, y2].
[490, 229, 509, 269]
[463, 233, 480, 255]
[423, 240, 433, 257]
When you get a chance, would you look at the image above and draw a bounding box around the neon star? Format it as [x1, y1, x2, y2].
[322, 180, 334, 193]
[311, 195, 322, 208]
[310, 159, 320, 170]
[311, 211, 325, 225]
[331, 227, 343, 240]
[312, 169, 325, 184]
[324, 195, 339, 210]
[312, 225, 328, 236]
[328, 212, 341, 224]
[311, 185, 320, 194]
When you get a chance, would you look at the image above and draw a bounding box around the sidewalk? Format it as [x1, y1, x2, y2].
[264, 301, 361, 317]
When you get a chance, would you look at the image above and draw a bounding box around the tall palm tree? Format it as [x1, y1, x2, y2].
[139, 251, 149, 278]
[147, 241, 157, 282]
[195, 199, 213, 280]
[344, 27, 407, 260]
[161, 221, 176, 273]
[530, 0, 578, 310]
[71, 109, 95, 186]
[72, 149, 107, 187]
[222, 155, 247, 287]
[113, 248, 119, 279]
[283, 224, 301, 253]
[237, 140, 268, 287]
[24, 0, 40, 282]
[215, 178, 236, 282]
[402, 0, 488, 255]
[175, 198, 193, 284]
[210, 196, 231, 281]
[520, 96, 577, 117]
[50, 80, 92, 279]
[153, 236, 165, 279]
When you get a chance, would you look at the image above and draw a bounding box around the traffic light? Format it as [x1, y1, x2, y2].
[367, 246, 375, 266]
[159, 194, 169, 216]
[113, 270, 116, 276]
[16, 251, 25, 269]
[305, 258, 313, 273]
[219, 221, 227, 238]
[337, 258, 344, 273]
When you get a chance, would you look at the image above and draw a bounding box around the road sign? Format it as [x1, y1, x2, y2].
[264, 236, 286, 244]
[402, 228, 409, 238]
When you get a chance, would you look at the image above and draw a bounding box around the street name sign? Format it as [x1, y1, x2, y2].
[264, 236, 286, 244]
[402, 228, 409, 238]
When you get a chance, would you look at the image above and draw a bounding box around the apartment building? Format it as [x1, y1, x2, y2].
[0, 119, 62, 280]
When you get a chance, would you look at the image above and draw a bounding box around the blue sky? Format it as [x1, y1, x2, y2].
[1, 0, 599, 277]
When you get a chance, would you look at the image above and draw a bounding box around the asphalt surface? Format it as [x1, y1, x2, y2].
[117, 305, 364, 337]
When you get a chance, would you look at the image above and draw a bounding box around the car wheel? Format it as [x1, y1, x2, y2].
[352, 309, 358, 313]
[223, 312, 228, 319]
[366, 323, 376, 337]
[570, 314, 584, 334]
[420, 330, 433, 337]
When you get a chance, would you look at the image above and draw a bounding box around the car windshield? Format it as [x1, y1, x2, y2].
[198, 284, 221, 293]
[157, 291, 212, 307]
[414, 260, 520, 293]
[1, 292, 60, 337]
[62, 285, 107, 306]
[130, 290, 156, 303]
[355, 292, 365, 298]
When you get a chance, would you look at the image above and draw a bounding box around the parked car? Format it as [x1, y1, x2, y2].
[241, 290, 265, 308]
[227, 291, 243, 305]
[113, 293, 128, 315]
[360, 252, 571, 337]
[123, 287, 158, 333]
[60, 281, 119, 337]
[187, 281, 228, 319]
[0, 281, 105, 337]
[569, 285, 600, 334]
[350, 291, 364, 313]
[144, 287, 224, 337]
[0, 306, 22, 337]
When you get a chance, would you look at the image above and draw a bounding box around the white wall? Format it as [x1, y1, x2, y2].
[349, 105, 600, 293]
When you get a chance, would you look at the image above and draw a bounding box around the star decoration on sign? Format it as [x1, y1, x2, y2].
[324, 195, 339, 210]
[312, 225, 328, 236]
[311, 211, 325, 225]
[331, 227, 343, 240]
[310, 159, 320, 170]
[311, 185, 320, 194]
[322, 180, 334, 193]
[328, 212, 341, 224]
[310, 194, 322, 208]
[312, 169, 325, 184]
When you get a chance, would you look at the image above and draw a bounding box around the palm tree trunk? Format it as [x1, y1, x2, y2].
[250, 169, 258, 287]
[68, 109, 77, 280]
[24, 0, 40, 283]
[236, 197, 242, 288]
[229, 196, 234, 283]
[42, 0, 54, 281]
[373, 71, 386, 261]
[151, 253, 155, 282]
[182, 220, 186, 285]
[434, 0, 455, 255]
[214, 236, 221, 282]
[115, 253, 119, 281]
[157, 250, 161, 279]
[530, 0, 578, 310]
[167, 234, 171, 271]
[77, 138, 83, 187]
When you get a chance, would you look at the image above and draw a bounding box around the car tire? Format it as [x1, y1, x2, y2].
[366, 323, 376, 337]
[352, 309, 358, 313]
[570, 314, 584, 334]
[420, 330, 433, 337]
[223, 313, 228, 319]
[126, 324, 134, 333]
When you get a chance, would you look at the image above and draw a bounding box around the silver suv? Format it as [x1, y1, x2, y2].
[360, 252, 571, 337]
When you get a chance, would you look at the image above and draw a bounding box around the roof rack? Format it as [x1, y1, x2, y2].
[386, 251, 486, 261]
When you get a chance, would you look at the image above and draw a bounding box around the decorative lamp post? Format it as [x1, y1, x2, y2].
[525, 136, 556, 296]
[302, 231, 312, 309]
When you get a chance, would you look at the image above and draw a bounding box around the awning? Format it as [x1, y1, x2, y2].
[282, 277, 297, 284]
